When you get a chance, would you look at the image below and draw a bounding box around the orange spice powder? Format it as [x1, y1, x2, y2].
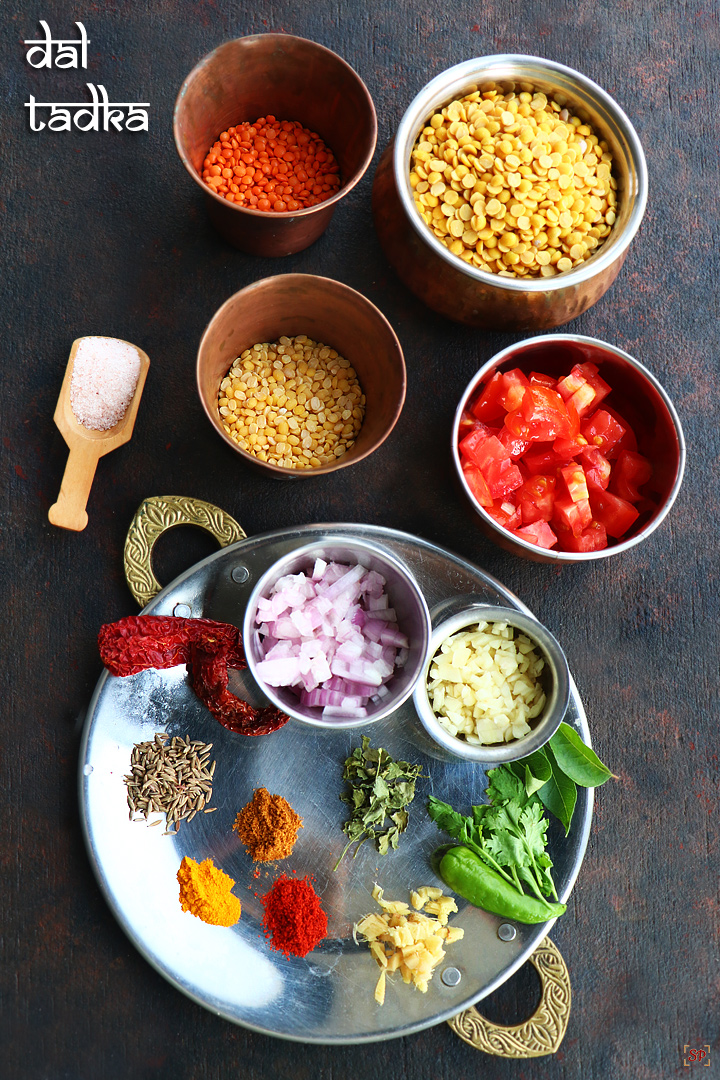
[234, 787, 303, 862]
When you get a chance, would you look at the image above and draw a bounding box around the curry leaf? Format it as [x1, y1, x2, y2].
[537, 744, 577, 835]
[521, 748, 553, 796]
[507, 753, 551, 799]
[549, 723, 614, 787]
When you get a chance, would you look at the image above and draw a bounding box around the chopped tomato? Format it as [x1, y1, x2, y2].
[559, 463, 589, 503]
[458, 412, 486, 439]
[519, 475, 556, 524]
[485, 458, 524, 500]
[556, 371, 586, 400]
[552, 494, 592, 537]
[462, 463, 493, 507]
[496, 369, 532, 412]
[467, 436, 524, 499]
[523, 442, 565, 475]
[557, 362, 611, 418]
[459, 362, 648, 552]
[458, 423, 498, 466]
[487, 499, 521, 530]
[580, 409, 628, 456]
[609, 450, 652, 503]
[529, 371, 557, 389]
[604, 406, 638, 457]
[578, 445, 611, 489]
[588, 483, 640, 538]
[471, 369, 529, 421]
[553, 434, 589, 460]
[505, 386, 579, 442]
[498, 427, 532, 459]
[515, 520, 558, 548]
[557, 520, 608, 553]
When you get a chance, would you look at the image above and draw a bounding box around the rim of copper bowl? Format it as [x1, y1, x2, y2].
[394, 54, 648, 291]
[196, 273, 407, 477]
[452, 334, 686, 562]
[173, 34, 378, 220]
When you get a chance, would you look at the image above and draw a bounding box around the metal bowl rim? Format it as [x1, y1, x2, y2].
[452, 332, 686, 563]
[393, 53, 648, 292]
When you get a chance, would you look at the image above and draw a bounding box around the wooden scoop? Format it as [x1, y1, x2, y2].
[49, 337, 150, 531]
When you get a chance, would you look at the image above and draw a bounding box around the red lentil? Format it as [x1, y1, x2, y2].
[201, 115, 341, 211]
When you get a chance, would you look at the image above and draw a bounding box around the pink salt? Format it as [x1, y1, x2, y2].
[70, 337, 141, 431]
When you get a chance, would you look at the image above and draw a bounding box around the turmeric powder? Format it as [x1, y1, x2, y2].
[177, 856, 242, 926]
[234, 787, 303, 862]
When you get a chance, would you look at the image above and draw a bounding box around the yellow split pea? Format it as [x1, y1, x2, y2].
[218, 335, 365, 469]
[410, 87, 617, 279]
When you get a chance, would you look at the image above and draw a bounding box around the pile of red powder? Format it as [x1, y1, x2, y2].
[261, 874, 328, 958]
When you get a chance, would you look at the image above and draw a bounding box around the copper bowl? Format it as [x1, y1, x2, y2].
[197, 274, 406, 477]
[453, 335, 685, 563]
[373, 55, 647, 329]
[174, 34, 377, 255]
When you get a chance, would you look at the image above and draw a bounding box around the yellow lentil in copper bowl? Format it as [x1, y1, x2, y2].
[373, 55, 647, 329]
[196, 274, 406, 478]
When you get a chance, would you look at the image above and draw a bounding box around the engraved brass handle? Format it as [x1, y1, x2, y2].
[447, 937, 571, 1057]
[124, 495, 246, 607]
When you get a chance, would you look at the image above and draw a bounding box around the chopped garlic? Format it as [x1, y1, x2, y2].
[427, 620, 546, 745]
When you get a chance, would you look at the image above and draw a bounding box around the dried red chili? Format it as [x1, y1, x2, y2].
[261, 874, 328, 958]
[189, 644, 288, 736]
[98, 615, 246, 676]
[98, 615, 288, 737]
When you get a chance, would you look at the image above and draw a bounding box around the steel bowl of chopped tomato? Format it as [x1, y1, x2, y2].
[453, 335, 685, 562]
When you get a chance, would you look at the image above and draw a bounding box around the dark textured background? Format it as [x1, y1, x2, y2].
[1, 1, 718, 1078]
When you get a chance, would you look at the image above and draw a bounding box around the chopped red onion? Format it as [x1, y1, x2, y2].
[254, 559, 408, 717]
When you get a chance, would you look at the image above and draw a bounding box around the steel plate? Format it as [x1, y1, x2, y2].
[79, 523, 592, 1044]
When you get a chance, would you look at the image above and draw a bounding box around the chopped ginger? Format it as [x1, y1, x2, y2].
[354, 884, 464, 1004]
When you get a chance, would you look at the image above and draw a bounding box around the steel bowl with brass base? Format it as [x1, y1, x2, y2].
[373, 54, 647, 329]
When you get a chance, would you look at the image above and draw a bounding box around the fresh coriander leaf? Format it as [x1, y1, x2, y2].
[486, 829, 529, 869]
[519, 801, 549, 854]
[549, 723, 614, 787]
[485, 765, 526, 807]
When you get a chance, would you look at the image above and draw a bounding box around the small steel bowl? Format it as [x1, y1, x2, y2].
[197, 274, 406, 478]
[173, 34, 377, 256]
[453, 334, 686, 563]
[373, 54, 647, 329]
[243, 536, 432, 730]
[413, 603, 570, 764]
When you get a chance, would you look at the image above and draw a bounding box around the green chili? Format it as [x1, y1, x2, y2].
[437, 845, 567, 925]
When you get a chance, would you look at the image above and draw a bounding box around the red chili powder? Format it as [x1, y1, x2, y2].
[261, 874, 328, 958]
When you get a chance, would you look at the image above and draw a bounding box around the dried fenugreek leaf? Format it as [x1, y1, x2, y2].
[333, 736, 422, 869]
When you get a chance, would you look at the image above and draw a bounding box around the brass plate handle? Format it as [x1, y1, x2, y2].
[124, 495, 246, 607]
[447, 937, 570, 1057]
